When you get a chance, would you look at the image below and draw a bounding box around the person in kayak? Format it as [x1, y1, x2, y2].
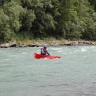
[41, 46, 50, 55]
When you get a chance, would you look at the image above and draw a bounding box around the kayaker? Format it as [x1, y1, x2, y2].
[41, 46, 50, 55]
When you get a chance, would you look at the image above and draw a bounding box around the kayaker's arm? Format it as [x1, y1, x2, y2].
[46, 51, 50, 55]
[47, 52, 50, 55]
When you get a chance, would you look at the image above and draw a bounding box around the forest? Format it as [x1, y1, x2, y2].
[0, 0, 96, 42]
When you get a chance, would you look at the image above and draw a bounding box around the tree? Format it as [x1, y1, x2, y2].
[0, 0, 11, 5]
[57, 0, 75, 38]
[88, 0, 96, 11]
[20, 9, 36, 31]
[0, 1, 24, 41]
[0, 8, 11, 41]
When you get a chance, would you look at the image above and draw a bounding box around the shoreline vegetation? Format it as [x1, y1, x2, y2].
[0, 1, 96, 46]
[0, 38, 96, 48]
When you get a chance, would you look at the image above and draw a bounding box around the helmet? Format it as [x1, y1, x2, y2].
[44, 46, 47, 49]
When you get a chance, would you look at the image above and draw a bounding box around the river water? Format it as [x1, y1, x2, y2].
[0, 46, 96, 96]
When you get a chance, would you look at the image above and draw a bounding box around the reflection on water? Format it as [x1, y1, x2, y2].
[0, 46, 96, 96]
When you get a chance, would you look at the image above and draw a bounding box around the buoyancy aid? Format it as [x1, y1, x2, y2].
[41, 48, 47, 55]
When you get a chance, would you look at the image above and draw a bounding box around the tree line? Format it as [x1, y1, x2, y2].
[0, 0, 96, 42]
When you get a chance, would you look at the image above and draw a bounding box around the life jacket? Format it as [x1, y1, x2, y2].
[41, 48, 47, 55]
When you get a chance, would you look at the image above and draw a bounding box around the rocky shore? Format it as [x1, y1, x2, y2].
[0, 40, 96, 48]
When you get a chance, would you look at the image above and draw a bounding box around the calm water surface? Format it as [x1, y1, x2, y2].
[0, 46, 96, 96]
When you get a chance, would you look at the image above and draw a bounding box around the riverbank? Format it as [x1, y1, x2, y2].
[0, 38, 96, 48]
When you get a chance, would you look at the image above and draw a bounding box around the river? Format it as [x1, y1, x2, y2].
[0, 46, 96, 96]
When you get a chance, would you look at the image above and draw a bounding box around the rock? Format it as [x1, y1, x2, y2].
[9, 41, 17, 47]
[78, 41, 84, 45]
[50, 44, 59, 47]
[19, 44, 27, 47]
[70, 41, 78, 46]
[90, 42, 96, 45]
[64, 41, 71, 46]
[83, 41, 90, 45]
[28, 44, 39, 47]
[0, 43, 10, 48]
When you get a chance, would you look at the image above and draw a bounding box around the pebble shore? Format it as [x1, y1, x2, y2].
[0, 40, 96, 48]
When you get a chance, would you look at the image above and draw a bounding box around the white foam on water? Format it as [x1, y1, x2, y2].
[50, 47, 62, 51]
[5, 59, 9, 61]
[91, 81, 96, 83]
[50, 47, 63, 54]
[21, 52, 28, 54]
[8, 54, 20, 57]
[81, 48, 87, 52]
[57, 50, 63, 53]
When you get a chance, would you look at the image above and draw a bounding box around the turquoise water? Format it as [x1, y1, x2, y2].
[0, 46, 96, 96]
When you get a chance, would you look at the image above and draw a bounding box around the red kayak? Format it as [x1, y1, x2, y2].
[33, 53, 61, 59]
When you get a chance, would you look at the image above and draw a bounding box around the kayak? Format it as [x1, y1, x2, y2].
[33, 53, 61, 59]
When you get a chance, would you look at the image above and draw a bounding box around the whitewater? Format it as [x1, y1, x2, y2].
[0, 46, 96, 96]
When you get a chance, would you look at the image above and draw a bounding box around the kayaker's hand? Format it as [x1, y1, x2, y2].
[48, 53, 50, 56]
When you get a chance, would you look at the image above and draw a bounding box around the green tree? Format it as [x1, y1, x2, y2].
[88, 0, 96, 11]
[57, 0, 75, 38]
[3, 1, 24, 32]
[0, 8, 11, 41]
[0, 1, 24, 41]
[20, 9, 36, 31]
